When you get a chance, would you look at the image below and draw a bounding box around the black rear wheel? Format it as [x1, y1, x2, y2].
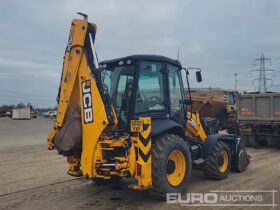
[150, 134, 192, 199]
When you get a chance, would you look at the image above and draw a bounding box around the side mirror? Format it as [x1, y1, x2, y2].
[196, 71, 202, 82]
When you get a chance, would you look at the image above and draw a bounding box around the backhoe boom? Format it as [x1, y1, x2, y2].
[47, 18, 117, 178]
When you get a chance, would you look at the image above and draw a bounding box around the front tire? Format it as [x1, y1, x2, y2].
[150, 134, 192, 199]
[204, 141, 231, 180]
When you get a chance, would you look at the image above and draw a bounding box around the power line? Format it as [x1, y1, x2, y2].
[251, 54, 275, 92]
[239, 68, 252, 87]
[271, 60, 280, 65]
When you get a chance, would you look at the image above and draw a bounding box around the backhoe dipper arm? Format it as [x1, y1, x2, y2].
[47, 17, 117, 178]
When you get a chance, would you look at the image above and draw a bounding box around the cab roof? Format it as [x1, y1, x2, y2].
[99, 54, 181, 67]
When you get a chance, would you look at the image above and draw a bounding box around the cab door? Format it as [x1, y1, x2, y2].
[134, 61, 168, 117]
[167, 64, 185, 125]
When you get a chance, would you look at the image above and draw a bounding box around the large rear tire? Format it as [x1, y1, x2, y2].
[150, 134, 192, 199]
[204, 141, 231, 180]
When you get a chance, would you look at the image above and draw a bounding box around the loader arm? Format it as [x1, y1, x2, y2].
[47, 18, 117, 178]
[186, 112, 207, 142]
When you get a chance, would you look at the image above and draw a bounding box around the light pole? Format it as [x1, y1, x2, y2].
[234, 73, 238, 91]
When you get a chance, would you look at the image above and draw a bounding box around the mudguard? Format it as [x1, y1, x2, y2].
[151, 119, 185, 138]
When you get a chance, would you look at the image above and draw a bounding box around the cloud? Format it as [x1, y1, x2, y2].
[0, 0, 279, 107]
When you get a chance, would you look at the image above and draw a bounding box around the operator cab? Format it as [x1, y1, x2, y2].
[99, 55, 201, 134]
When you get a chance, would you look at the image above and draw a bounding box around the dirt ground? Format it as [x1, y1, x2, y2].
[0, 118, 279, 210]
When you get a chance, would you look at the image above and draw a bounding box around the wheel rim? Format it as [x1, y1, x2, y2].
[166, 150, 186, 186]
[218, 150, 229, 173]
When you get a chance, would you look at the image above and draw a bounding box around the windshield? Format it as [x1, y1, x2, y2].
[101, 60, 168, 125]
[228, 92, 235, 105]
[101, 64, 135, 126]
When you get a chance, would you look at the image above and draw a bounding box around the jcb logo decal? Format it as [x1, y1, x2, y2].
[66, 28, 74, 52]
[82, 80, 93, 124]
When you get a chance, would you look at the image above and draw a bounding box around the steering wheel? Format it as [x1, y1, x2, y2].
[146, 96, 161, 102]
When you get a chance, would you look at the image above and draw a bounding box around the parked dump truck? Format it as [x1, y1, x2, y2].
[186, 89, 237, 134]
[237, 92, 280, 146]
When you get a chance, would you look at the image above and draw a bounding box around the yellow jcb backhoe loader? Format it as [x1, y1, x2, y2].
[47, 14, 250, 198]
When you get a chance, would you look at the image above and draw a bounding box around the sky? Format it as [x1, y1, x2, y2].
[0, 0, 280, 108]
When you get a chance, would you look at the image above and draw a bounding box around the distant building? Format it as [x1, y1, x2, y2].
[12, 107, 30, 120]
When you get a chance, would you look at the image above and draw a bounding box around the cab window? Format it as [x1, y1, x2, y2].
[135, 62, 165, 114]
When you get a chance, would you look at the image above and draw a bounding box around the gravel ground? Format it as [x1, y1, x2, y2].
[0, 117, 279, 210]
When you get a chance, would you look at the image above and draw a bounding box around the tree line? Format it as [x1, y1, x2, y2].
[0, 103, 57, 114]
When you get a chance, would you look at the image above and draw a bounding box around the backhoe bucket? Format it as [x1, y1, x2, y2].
[54, 108, 82, 157]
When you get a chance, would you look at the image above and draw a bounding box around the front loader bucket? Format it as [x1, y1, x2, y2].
[236, 142, 251, 172]
[206, 134, 251, 172]
[220, 135, 251, 172]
